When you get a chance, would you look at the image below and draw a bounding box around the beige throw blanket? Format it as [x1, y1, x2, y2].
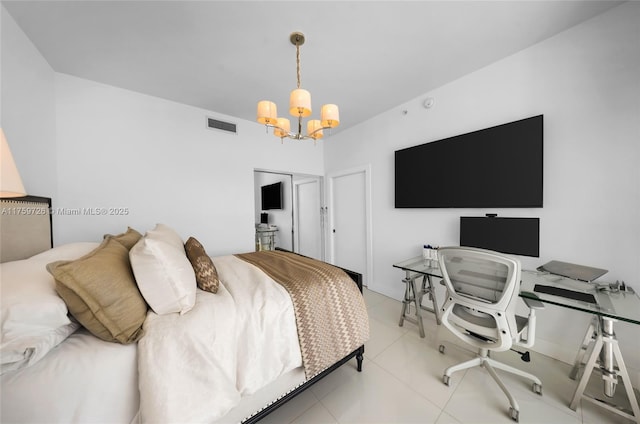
[236, 250, 369, 378]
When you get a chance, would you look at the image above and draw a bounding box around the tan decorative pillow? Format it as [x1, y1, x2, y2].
[104, 227, 143, 250]
[185, 237, 219, 294]
[46, 237, 148, 344]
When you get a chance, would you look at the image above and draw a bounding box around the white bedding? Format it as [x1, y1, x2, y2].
[137, 255, 302, 423]
[1, 328, 139, 423]
[1, 249, 341, 424]
[1, 242, 98, 374]
[1, 242, 140, 423]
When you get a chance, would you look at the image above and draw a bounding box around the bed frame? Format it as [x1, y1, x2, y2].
[0, 195, 366, 423]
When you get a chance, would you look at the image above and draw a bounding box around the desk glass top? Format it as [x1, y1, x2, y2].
[393, 256, 640, 325]
[393, 256, 442, 277]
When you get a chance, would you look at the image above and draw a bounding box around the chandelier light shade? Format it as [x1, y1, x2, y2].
[256, 32, 339, 141]
[274, 118, 291, 138]
[0, 128, 27, 197]
[256, 101, 278, 125]
[289, 88, 312, 118]
[321, 104, 340, 128]
[307, 120, 323, 140]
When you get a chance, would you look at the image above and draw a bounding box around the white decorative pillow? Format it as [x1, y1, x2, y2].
[0, 242, 99, 375]
[146, 223, 185, 250]
[129, 224, 196, 315]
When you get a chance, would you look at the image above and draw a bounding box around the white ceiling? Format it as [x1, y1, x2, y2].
[2, 1, 623, 132]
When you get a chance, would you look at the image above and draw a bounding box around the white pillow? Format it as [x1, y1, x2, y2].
[28, 242, 101, 262]
[145, 223, 184, 250]
[129, 224, 196, 315]
[0, 242, 99, 375]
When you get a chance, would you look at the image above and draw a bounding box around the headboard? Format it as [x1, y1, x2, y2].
[0, 195, 53, 263]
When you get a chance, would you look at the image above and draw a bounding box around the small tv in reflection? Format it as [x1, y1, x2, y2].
[460, 216, 540, 257]
[261, 182, 283, 210]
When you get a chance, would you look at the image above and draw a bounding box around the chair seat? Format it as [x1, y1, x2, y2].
[452, 304, 496, 329]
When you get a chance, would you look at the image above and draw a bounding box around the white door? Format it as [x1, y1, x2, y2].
[329, 166, 372, 286]
[294, 178, 323, 260]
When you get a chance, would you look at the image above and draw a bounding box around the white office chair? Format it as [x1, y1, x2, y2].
[437, 246, 544, 422]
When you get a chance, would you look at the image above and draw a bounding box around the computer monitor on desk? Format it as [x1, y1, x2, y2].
[460, 216, 539, 257]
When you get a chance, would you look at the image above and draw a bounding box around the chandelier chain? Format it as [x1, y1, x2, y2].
[296, 42, 301, 89]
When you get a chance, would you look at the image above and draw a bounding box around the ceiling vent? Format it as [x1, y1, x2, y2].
[207, 117, 237, 134]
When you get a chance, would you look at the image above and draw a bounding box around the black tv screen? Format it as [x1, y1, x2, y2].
[460, 216, 540, 257]
[395, 115, 543, 208]
[261, 182, 283, 210]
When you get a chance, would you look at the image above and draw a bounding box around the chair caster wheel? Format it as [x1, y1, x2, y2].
[442, 375, 450, 386]
[439, 344, 445, 354]
[509, 407, 519, 422]
[533, 383, 542, 395]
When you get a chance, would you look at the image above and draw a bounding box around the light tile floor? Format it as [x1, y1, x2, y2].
[260, 288, 634, 424]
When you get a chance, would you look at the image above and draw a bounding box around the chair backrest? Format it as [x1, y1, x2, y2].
[438, 246, 522, 352]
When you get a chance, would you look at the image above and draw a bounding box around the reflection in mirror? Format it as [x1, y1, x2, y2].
[253, 170, 325, 260]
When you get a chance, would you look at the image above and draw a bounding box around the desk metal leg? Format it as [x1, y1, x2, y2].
[398, 272, 443, 338]
[398, 273, 425, 338]
[569, 317, 640, 423]
[570, 316, 597, 380]
[419, 275, 442, 325]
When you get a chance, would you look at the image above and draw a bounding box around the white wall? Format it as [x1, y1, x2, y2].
[325, 2, 640, 373]
[52, 73, 323, 256]
[1, 5, 57, 200]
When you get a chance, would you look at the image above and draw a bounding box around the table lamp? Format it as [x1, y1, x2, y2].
[0, 128, 26, 197]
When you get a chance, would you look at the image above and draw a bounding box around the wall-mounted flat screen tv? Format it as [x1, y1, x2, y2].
[395, 115, 543, 208]
[460, 216, 540, 257]
[261, 182, 283, 210]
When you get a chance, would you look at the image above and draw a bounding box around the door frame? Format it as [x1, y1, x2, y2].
[327, 164, 373, 287]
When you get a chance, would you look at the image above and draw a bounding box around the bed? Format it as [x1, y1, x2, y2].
[0, 196, 368, 423]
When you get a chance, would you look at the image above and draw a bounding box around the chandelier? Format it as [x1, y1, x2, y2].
[256, 32, 339, 141]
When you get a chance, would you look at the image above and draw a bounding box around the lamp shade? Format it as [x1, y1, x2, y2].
[257, 101, 278, 125]
[274, 118, 291, 138]
[321, 104, 340, 128]
[289, 89, 312, 117]
[0, 128, 26, 197]
[307, 120, 324, 140]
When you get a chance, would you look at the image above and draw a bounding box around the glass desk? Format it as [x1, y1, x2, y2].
[520, 270, 640, 423]
[393, 256, 640, 423]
